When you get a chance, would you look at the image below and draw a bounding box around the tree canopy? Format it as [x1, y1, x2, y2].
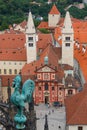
[0, 0, 86, 30]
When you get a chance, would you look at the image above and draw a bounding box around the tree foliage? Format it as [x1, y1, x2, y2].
[0, 0, 86, 30]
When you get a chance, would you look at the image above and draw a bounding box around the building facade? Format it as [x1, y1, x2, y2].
[34, 64, 64, 105]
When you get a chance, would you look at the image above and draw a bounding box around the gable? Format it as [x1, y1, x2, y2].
[37, 66, 55, 73]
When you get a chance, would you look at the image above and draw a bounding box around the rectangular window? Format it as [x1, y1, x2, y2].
[65, 43, 70, 47]
[52, 86, 55, 90]
[65, 37, 70, 41]
[28, 43, 33, 47]
[37, 74, 41, 79]
[38, 87, 41, 91]
[51, 74, 55, 79]
[78, 126, 83, 130]
[28, 37, 33, 41]
[44, 73, 49, 80]
[45, 83, 48, 90]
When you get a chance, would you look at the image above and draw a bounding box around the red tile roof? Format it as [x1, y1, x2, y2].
[0, 32, 53, 61]
[37, 33, 52, 52]
[49, 4, 60, 14]
[19, 20, 27, 28]
[74, 43, 87, 82]
[22, 43, 64, 80]
[54, 18, 87, 45]
[65, 85, 87, 125]
[37, 22, 49, 29]
[0, 33, 26, 61]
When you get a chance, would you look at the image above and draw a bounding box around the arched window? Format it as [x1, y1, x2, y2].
[9, 69, 12, 74]
[45, 82, 48, 90]
[4, 69, 7, 74]
[14, 69, 17, 74]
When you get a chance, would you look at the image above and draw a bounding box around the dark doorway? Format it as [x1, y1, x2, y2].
[45, 96, 49, 104]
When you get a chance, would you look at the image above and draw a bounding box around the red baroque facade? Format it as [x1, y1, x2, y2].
[34, 64, 64, 105]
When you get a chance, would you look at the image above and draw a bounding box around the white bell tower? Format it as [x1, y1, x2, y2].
[26, 11, 37, 64]
[62, 11, 74, 67]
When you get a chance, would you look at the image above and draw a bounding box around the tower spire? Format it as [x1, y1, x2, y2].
[25, 10, 37, 64]
[26, 11, 36, 34]
[62, 11, 73, 33]
[62, 11, 74, 67]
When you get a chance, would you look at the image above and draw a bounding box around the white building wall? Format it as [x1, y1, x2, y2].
[62, 33, 74, 67]
[48, 14, 60, 27]
[67, 125, 87, 130]
[26, 34, 37, 64]
[14, 25, 25, 32]
[0, 61, 26, 75]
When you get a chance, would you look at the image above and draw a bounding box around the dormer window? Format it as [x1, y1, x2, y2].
[28, 43, 33, 47]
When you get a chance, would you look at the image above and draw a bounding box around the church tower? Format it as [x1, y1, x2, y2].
[62, 11, 74, 67]
[26, 11, 37, 64]
[48, 4, 60, 27]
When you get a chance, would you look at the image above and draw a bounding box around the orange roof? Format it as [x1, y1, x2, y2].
[49, 4, 60, 15]
[37, 21, 49, 29]
[19, 20, 27, 28]
[22, 44, 64, 79]
[54, 18, 87, 45]
[65, 86, 87, 125]
[0, 33, 26, 61]
[0, 32, 53, 61]
[74, 43, 87, 81]
[37, 33, 52, 52]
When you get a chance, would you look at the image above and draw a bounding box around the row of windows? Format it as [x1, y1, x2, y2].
[37, 74, 55, 80]
[2, 62, 23, 65]
[0, 69, 18, 74]
[38, 84, 55, 91]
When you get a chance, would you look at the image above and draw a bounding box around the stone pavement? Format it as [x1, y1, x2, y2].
[34, 104, 66, 130]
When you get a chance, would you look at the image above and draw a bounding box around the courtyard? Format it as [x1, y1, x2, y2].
[35, 104, 66, 130]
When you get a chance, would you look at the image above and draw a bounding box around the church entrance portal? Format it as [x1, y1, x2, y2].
[45, 96, 49, 104]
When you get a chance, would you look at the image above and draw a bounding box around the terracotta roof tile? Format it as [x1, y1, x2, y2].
[74, 43, 87, 81]
[37, 33, 52, 52]
[37, 21, 49, 29]
[65, 86, 87, 125]
[54, 19, 87, 46]
[0, 33, 26, 61]
[22, 44, 64, 79]
[49, 4, 60, 15]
